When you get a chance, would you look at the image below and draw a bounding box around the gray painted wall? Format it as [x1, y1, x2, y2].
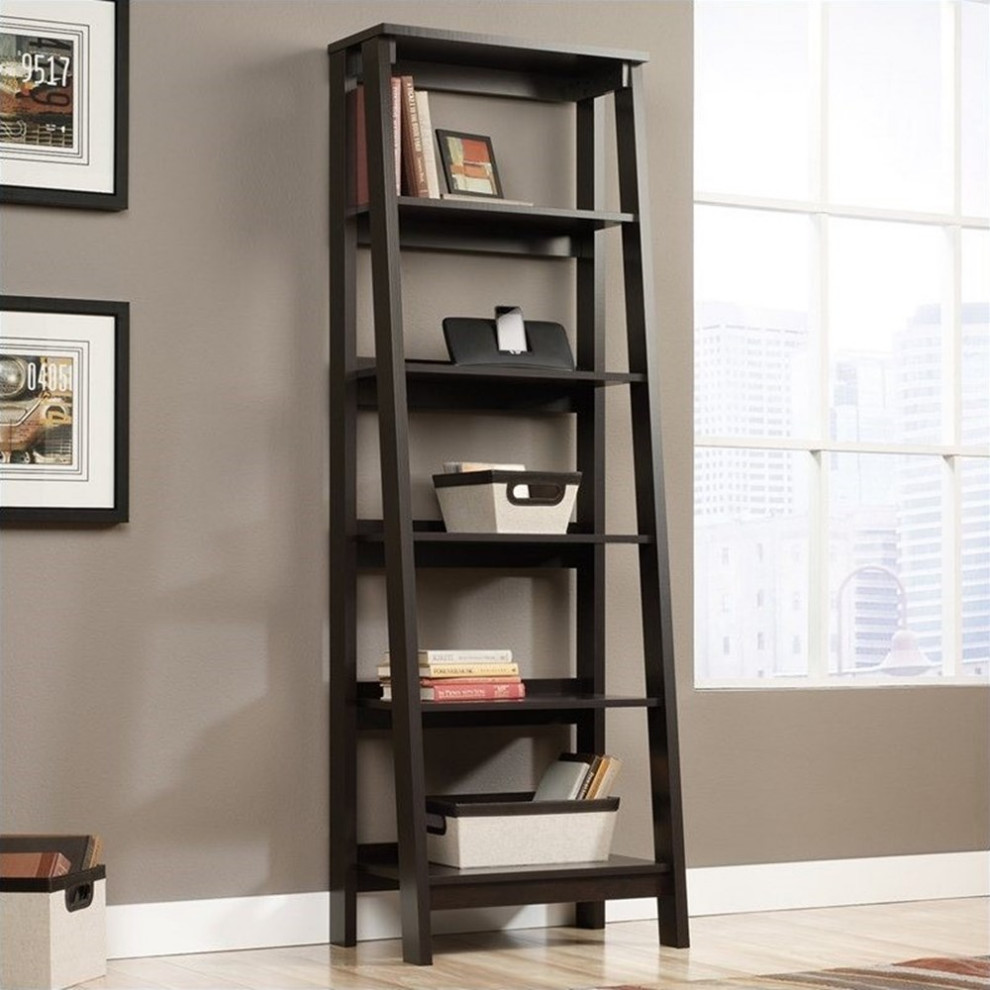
[1, 1, 986, 909]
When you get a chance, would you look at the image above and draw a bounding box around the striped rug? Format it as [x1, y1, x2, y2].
[591, 955, 990, 989]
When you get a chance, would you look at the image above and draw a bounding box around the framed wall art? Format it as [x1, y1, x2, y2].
[0, 0, 128, 210]
[0, 296, 128, 524]
[436, 130, 503, 199]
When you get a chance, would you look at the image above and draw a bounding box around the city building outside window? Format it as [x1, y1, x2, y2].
[694, 0, 989, 686]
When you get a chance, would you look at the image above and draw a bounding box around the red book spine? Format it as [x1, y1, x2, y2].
[350, 81, 402, 207]
[429, 682, 527, 701]
[351, 85, 368, 207]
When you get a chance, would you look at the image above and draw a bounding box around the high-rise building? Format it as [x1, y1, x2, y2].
[695, 303, 810, 678]
[895, 303, 990, 672]
[695, 302, 807, 522]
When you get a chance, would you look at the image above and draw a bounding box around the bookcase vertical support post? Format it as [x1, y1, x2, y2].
[328, 48, 359, 948]
[362, 36, 434, 965]
[614, 63, 690, 949]
[574, 94, 607, 932]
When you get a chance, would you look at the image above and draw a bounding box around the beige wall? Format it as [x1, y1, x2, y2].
[1, 1, 986, 909]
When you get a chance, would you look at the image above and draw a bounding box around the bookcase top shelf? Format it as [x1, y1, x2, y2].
[327, 22, 648, 68]
[328, 24, 647, 103]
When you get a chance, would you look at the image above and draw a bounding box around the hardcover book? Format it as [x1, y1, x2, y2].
[349, 80, 402, 207]
[533, 758, 592, 801]
[585, 755, 622, 799]
[0, 850, 71, 878]
[381, 681, 526, 702]
[0, 834, 101, 872]
[399, 76, 430, 197]
[383, 648, 513, 663]
[415, 90, 441, 198]
[377, 661, 519, 679]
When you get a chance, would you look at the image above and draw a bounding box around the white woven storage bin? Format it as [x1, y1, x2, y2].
[0, 868, 106, 990]
[425, 793, 618, 869]
[433, 471, 581, 534]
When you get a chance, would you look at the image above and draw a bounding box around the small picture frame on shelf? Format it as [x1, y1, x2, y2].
[0, 295, 129, 524]
[0, 0, 129, 211]
[436, 130, 503, 199]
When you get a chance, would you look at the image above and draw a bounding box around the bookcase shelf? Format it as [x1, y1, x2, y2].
[354, 359, 643, 412]
[356, 844, 672, 910]
[355, 679, 659, 730]
[354, 522, 649, 569]
[328, 23, 688, 965]
[354, 199, 635, 257]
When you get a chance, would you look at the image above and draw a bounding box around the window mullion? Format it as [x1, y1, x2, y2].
[810, 0, 827, 208]
[943, 0, 962, 219]
[945, 227, 962, 448]
[942, 0, 961, 679]
[808, 448, 829, 678]
[693, 191, 990, 229]
[942, 454, 961, 677]
[806, 0, 830, 681]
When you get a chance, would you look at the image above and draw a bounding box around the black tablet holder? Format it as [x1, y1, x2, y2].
[442, 306, 575, 370]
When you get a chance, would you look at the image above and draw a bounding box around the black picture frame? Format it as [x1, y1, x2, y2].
[436, 129, 504, 199]
[0, 296, 129, 524]
[0, 0, 129, 211]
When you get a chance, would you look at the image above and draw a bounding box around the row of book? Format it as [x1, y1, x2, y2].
[378, 648, 526, 703]
[351, 74, 442, 205]
[0, 834, 103, 879]
[532, 752, 622, 802]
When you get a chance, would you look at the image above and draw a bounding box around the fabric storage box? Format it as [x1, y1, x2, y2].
[425, 792, 618, 868]
[0, 866, 106, 990]
[433, 471, 581, 534]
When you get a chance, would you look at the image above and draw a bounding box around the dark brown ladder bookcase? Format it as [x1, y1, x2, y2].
[327, 23, 689, 965]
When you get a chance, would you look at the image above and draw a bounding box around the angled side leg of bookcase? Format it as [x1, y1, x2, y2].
[328, 47, 359, 949]
[615, 63, 690, 949]
[574, 93, 608, 933]
[362, 36, 434, 966]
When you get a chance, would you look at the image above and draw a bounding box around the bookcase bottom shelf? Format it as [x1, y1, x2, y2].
[356, 844, 672, 910]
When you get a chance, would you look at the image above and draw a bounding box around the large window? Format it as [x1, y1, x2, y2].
[694, 0, 989, 686]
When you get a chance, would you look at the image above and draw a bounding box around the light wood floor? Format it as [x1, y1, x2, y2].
[83, 898, 988, 989]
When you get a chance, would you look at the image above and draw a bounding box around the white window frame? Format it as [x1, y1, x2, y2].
[694, 0, 990, 688]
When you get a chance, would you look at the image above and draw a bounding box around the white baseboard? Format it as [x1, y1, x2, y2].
[684, 850, 990, 917]
[107, 891, 329, 960]
[606, 850, 990, 922]
[107, 850, 990, 960]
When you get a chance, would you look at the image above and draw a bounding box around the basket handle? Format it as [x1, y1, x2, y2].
[425, 812, 448, 835]
[65, 881, 94, 913]
[506, 482, 565, 507]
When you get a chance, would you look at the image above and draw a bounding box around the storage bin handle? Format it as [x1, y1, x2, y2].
[506, 481, 566, 507]
[65, 881, 93, 913]
[425, 812, 448, 835]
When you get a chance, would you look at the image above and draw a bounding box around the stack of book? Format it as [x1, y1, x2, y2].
[0, 834, 103, 877]
[532, 752, 622, 801]
[378, 648, 525, 703]
[351, 74, 442, 204]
